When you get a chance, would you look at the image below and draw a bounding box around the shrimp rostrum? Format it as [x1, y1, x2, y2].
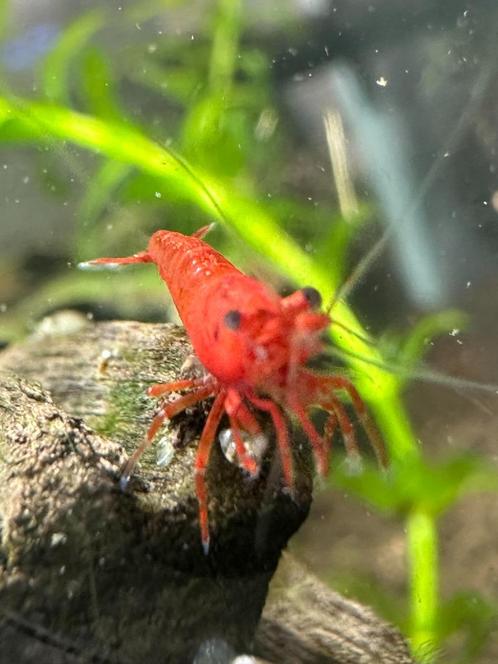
[84, 226, 387, 553]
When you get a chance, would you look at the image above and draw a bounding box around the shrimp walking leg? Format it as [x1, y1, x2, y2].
[148, 377, 214, 397]
[194, 391, 227, 554]
[286, 394, 329, 476]
[227, 414, 259, 477]
[120, 384, 216, 488]
[324, 412, 338, 463]
[246, 392, 293, 489]
[320, 375, 388, 468]
[159, 385, 216, 420]
[233, 401, 263, 438]
[323, 395, 362, 463]
[224, 389, 263, 476]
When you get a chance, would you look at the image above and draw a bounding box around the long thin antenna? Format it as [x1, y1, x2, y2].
[330, 318, 376, 347]
[327, 345, 498, 394]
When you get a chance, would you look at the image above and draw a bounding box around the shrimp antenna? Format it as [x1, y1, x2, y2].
[327, 345, 498, 394]
[329, 318, 376, 347]
[326, 232, 390, 314]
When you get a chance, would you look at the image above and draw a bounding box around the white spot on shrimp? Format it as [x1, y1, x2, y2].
[254, 345, 268, 361]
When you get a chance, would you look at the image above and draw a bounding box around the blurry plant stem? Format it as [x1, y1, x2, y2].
[407, 509, 439, 662]
[0, 95, 436, 656]
[324, 110, 359, 219]
[208, 0, 242, 98]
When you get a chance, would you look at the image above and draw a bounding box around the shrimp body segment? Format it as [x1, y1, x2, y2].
[87, 227, 386, 553]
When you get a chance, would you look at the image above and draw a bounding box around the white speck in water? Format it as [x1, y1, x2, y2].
[466, 281, 471, 288]
[155, 191, 162, 198]
[0, 303, 7, 313]
[376, 76, 388, 87]
[23, 176, 30, 184]
[449, 328, 460, 337]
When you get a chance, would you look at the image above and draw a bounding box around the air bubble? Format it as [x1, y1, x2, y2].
[218, 429, 267, 468]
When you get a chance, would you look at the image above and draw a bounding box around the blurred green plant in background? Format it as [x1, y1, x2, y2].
[0, 1, 497, 662]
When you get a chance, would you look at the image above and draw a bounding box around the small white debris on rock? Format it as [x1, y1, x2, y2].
[156, 435, 176, 468]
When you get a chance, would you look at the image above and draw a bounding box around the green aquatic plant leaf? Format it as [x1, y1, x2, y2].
[331, 454, 498, 517]
[80, 47, 124, 122]
[41, 10, 104, 104]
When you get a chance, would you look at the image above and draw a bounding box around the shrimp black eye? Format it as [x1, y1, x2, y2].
[224, 309, 241, 330]
[301, 286, 322, 309]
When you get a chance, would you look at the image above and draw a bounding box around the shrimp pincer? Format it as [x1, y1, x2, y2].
[83, 226, 387, 553]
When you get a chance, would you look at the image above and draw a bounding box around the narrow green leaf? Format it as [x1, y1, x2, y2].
[80, 47, 124, 122]
[41, 10, 104, 104]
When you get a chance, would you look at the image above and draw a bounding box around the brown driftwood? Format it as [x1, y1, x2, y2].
[0, 312, 413, 663]
[258, 554, 414, 664]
